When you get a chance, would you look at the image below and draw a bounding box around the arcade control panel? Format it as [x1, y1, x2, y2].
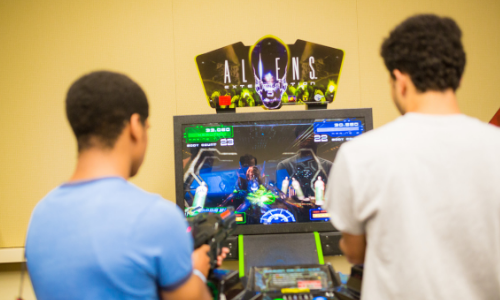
[222, 232, 343, 260]
[232, 264, 341, 300]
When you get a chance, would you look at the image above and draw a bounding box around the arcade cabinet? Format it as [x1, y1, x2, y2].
[173, 35, 372, 299]
[173, 108, 373, 299]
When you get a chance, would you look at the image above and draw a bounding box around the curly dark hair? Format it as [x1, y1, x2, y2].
[381, 14, 466, 92]
[66, 71, 149, 151]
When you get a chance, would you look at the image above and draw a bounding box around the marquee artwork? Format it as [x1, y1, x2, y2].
[196, 36, 345, 110]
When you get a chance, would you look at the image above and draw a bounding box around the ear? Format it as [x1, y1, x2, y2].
[392, 69, 408, 98]
[129, 113, 144, 143]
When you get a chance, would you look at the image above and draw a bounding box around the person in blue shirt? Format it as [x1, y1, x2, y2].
[25, 71, 228, 300]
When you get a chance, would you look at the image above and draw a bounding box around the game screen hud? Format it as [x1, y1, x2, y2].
[181, 117, 365, 225]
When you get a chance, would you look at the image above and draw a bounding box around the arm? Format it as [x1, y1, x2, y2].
[161, 274, 211, 300]
[339, 232, 366, 265]
[135, 201, 230, 300]
[161, 245, 230, 300]
[325, 147, 371, 264]
[161, 245, 212, 300]
[132, 201, 213, 300]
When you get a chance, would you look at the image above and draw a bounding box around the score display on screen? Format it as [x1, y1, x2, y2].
[314, 119, 364, 137]
[180, 117, 366, 226]
[184, 125, 234, 143]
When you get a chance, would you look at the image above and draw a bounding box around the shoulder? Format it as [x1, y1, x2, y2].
[29, 185, 65, 222]
[115, 180, 182, 214]
[129, 193, 191, 255]
[339, 117, 407, 158]
[436, 114, 500, 149]
[123, 182, 185, 227]
[122, 182, 185, 223]
[118, 180, 161, 200]
[32, 178, 182, 222]
[458, 115, 500, 135]
[132, 198, 186, 237]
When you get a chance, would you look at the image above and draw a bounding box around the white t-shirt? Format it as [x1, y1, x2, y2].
[325, 113, 500, 300]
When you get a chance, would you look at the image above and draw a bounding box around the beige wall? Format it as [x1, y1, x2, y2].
[2, 0, 498, 248]
[0, 0, 499, 298]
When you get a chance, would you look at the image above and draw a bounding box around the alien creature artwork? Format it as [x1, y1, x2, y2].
[195, 36, 345, 111]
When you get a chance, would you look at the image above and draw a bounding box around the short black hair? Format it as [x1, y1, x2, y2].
[66, 71, 149, 151]
[381, 14, 466, 92]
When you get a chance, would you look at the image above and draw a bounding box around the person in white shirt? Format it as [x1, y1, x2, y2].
[325, 14, 500, 300]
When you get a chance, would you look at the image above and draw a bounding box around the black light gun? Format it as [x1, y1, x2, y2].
[187, 207, 237, 269]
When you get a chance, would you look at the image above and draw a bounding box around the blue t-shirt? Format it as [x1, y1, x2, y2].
[26, 177, 193, 300]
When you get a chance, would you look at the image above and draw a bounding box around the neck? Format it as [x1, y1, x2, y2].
[70, 146, 131, 182]
[406, 88, 461, 115]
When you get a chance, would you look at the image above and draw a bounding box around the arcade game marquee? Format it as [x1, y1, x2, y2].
[173, 36, 373, 300]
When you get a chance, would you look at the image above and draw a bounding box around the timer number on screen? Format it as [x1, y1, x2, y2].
[314, 134, 328, 142]
[220, 138, 234, 146]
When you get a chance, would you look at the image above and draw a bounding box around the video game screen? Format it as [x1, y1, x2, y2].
[253, 265, 334, 292]
[180, 117, 366, 226]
